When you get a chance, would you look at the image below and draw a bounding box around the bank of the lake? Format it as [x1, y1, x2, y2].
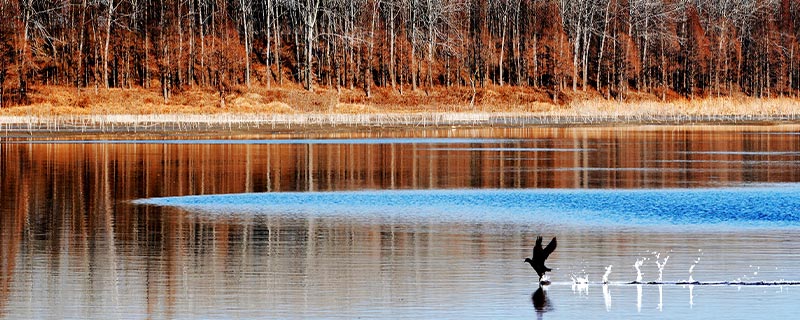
[3, 112, 800, 135]
[2, 85, 800, 133]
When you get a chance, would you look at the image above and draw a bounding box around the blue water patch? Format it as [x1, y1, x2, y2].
[133, 187, 800, 229]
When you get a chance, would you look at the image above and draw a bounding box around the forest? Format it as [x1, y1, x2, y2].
[0, 0, 798, 109]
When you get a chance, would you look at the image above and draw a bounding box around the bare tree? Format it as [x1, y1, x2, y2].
[2, 0, 799, 108]
[0, 0, 15, 107]
[239, 0, 253, 87]
[381, 0, 402, 91]
[418, 0, 467, 89]
[297, 0, 321, 90]
[490, 0, 519, 86]
[102, 0, 117, 88]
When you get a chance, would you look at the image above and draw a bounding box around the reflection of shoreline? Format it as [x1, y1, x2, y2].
[0, 149, 31, 318]
[7, 126, 800, 193]
[0, 212, 24, 317]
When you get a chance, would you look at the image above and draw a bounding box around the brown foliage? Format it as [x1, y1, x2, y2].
[534, 1, 574, 91]
[0, 0, 799, 111]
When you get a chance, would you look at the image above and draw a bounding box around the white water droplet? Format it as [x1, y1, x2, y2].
[602, 265, 613, 284]
[688, 262, 699, 282]
[571, 273, 589, 296]
[655, 255, 670, 282]
[634, 258, 645, 283]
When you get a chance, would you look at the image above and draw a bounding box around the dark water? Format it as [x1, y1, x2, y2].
[2, 125, 800, 318]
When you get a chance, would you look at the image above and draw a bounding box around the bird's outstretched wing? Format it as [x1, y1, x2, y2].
[542, 237, 557, 260]
[533, 236, 543, 259]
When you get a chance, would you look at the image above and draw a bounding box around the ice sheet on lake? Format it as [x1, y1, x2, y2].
[133, 187, 800, 229]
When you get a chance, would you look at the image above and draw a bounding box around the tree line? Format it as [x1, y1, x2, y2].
[0, 0, 798, 108]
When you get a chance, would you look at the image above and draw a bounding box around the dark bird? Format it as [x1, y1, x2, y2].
[525, 236, 557, 282]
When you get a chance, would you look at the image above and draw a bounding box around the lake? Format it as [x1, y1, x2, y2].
[2, 125, 800, 319]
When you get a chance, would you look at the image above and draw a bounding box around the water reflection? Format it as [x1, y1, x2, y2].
[3, 126, 800, 193]
[532, 286, 553, 318]
[1, 126, 800, 318]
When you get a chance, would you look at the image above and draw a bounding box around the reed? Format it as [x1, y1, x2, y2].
[2, 85, 800, 133]
[2, 110, 799, 134]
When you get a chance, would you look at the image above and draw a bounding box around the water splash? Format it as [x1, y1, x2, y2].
[571, 273, 589, 296]
[655, 254, 670, 282]
[634, 258, 647, 283]
[571, 273, 589, 284]
[602, 284, 612, 311]
[688, 250, 704, 283]
[602, 265, 613, 284]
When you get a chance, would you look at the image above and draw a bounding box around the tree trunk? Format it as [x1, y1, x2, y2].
[303, 28, 311, 90]
[19, 1, 32, 102]
[264, 0, 272, 89]
[572, 24, 579, 91]
[0, 70, 5, 108]
[104, 0, 113, 89]
[365, 1, 378, 97]
[189, 0, 195, 87]
[596, 0, 611, 95]
[160, 0, 169, 102]
[533, 34, 538, 87]
[77, 0, 88, 89]
[177, 0, 183, 87]
[410, 0, 417, 91]
[427, 34, 434, 90]
[240, 0, 251, 87]
[388, 6, 396, 91]
[199, 0, 206, 86]
[499, 16, 507, 86]
[274, 4, 282, 85]
[582, 27, 590, 91]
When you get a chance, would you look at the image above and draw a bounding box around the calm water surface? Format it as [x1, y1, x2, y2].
[2, 125, 800, 319]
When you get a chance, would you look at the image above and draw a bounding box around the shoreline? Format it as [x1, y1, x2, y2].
[3, 86, 800, 134]
[2, 112, 799, 135]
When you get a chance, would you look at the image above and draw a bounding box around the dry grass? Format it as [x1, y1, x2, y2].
[565, 96, 800, 118]
[2, 85, 799, 121]
[333, 103, 379, 114]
